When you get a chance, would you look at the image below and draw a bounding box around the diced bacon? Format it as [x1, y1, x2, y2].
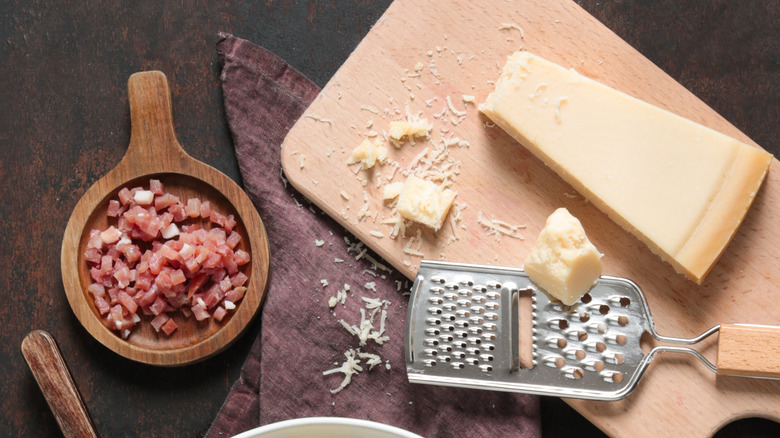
[87, 229, 103, 250]
[178, 243, 196, 260]
[210, 269, 227, 284]
[169, 269, 186, 285]
[202, 253, 223, 269]
[107, 200, 123, 217]
[158, 243, 179, 261]
[161, 223, 180, 239]
[86, 180, 250, 338]
[94, 296, 111, 315]
[122, 244, 142, 264]
[100, 255, 113, 275]
[87, 283, 106, 298]
[84, 247, 102, 264]
[161, 318, 178, 335]
[151, 313, 170, 332]
[150, 297, 167, 316]
[149, 179, 164, 195]
[226, 231, 241, 249]
[234, 249, 251, 266]
[187, 272, 209, 298]
[166, 291, 188, 309]
[113, 265, 132, 288]
[199, 201, 211, 219]
[109, 305, 125, 328]
[118, 290, 138, 314]
[183, 257, 200, 274]
[223, 253, 239, 275]
[224, 215, 237, 233]
[137, 287, 159, 307]
[203, 283, 223, 309]
[100, 226, 122, 244]
[170, 203, 187, 222]
[107, 287, 120, 305]
[185, 198, 201, 217]
[210, 210, 226, 228]
[118, 187, 133, 205]
[134, 190, 155, 205]
[219, 276, 232, 293]
[148, 251, 166, 275]
[213, 306, 228, 322]
[231, 272, 248, 287]
[192, 304, 210, 321]
[208, 228, 227, 244]
[154, 193, 180, 211]
[225, 286, 247, 303]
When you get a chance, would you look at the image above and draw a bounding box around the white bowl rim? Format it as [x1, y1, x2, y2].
[231, 416, 424, 438]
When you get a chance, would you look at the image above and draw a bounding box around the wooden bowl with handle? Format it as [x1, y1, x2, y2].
[61, 71, 270, 366]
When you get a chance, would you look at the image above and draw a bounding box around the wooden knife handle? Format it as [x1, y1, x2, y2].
[716, 323, 780, 379]
[21, 330, 98, 438]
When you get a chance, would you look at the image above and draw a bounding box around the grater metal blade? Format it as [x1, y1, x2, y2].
[404, 260, 713, 401]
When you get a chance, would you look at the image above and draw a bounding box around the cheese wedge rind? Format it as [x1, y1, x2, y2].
[479, 51, 772, 283]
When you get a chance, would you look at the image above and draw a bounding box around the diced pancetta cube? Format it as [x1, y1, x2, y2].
[161, 318, 178, 335]
[149, 179, 164, 195]
[213, 306, 227, 322]
[151, 313, 170, 332]
[100, 226, 122, 244]
[185, 198, 201, 217]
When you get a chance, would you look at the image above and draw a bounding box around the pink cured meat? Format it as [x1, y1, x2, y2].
[85, 179, 250, 337]
[161, 318, 178, 335]
[150, 313, 170, 332]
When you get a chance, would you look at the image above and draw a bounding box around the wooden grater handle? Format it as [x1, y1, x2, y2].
[716, 323, 780, 379]
[21, 330, 99, 438]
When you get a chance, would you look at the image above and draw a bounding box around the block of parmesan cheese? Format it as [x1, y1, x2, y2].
[524, 208, 603, 306]
[395, 175, 456, 231]
[480, 51, 772, 283]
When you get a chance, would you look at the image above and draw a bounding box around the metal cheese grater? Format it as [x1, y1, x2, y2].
[404, 260, 780, 401]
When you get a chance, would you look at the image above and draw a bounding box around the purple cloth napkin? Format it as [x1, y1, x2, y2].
[206, 33, 541, 438]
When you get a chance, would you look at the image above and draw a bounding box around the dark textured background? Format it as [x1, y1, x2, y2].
[1, 1, 777, 436]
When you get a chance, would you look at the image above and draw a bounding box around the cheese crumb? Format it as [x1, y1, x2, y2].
[347, 138, 387, 170]
[396, 175, 456, 231]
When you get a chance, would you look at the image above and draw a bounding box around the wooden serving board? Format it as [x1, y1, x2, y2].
[280, 0, 780, 436]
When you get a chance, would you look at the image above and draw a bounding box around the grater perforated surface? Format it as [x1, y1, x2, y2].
[405, 260, 657, 400]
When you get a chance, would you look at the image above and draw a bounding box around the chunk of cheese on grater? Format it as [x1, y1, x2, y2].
[524, 208, 603, 306]
[395, 175, 456, 231]
[480, 51, 772, 284]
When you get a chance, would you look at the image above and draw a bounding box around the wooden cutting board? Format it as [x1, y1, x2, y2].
[280, 0, 780, 436]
